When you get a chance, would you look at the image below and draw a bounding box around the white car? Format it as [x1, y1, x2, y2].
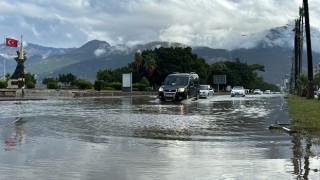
[199, 85, 214, 98]
[231, 86, 245, 97]
[317, 88, 320, 100]
[265, 90, 271, 94]
[253, 89, 262, 95]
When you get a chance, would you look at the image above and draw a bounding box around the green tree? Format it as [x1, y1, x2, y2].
[96, 69, 114, 83]
[143, 46, 209, 86]
[249, 64, 265, 72]
[96, 67, 132, 85]
[42, 77, 57, 85]
[96, 47, 277, 92]
[58, 73, 77, 86]
[209, 58, 267, 90]
[112, 67, 132, 82]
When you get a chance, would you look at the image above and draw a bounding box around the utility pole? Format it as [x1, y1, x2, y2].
[303, 0, 314, 99]
[299, 7, 304, 75]
[294, 19, 299, 94]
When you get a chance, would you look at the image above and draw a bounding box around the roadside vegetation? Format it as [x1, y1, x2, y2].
[287, 94, 320, 137]
[1, 47, 279, 92]
[93, 47, 279, 91]
[287, 74, 320, 139]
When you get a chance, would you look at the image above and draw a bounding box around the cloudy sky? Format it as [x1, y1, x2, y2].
[0, 0, 319, 50]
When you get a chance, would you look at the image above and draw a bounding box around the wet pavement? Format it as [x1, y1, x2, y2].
[0, 94, 319, 179]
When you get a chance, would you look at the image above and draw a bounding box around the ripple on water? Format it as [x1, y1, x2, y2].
[0, 96, 273, 143]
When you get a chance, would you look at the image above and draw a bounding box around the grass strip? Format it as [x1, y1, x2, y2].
[287, 94, 320, 136]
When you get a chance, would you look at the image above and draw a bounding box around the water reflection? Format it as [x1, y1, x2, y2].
[291, 134, 320, 179]
[4, 117, 26, 151]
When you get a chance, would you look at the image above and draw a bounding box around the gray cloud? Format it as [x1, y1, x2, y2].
[0, 0, 318, 50]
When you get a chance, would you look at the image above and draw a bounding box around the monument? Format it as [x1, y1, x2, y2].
[7, 36, 26, 89]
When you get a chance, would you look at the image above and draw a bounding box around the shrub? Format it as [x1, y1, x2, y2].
[140, 77, 149, 88]
[132, 83, 147, 91]
[138, 84, 147, 91]
[94, 80, 105, 91]
[111, 82, 122, 90]
[77, 80, 93, 90]
[0, 81, 7, 88]
[105, 87, 114, 91]
[132, 83, 140, 91]
[47, 82, 59, 89]
[26, 82, 36, 89]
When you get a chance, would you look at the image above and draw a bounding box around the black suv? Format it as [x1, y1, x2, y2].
[158, 72, 200, 101]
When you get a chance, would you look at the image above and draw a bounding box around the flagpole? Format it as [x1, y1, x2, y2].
[3, 37, 5, 81]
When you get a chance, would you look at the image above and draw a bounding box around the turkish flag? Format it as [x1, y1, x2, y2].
[5, 38, 18, 47]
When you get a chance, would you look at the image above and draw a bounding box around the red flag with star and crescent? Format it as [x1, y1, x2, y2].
[5, 38, 18, 47]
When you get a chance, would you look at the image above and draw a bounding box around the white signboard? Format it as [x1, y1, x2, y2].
[122, 73, 132, 92]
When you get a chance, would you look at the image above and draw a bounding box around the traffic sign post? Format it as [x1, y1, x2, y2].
[213, 75, 226, 92]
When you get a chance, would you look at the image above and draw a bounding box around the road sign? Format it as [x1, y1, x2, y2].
[213, 75, 226, 84]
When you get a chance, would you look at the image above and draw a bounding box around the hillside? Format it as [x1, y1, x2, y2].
[31, 43, 302, 84]
[1, 24, 320, 85]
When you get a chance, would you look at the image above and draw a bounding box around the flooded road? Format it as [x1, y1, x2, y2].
[0, 94, 319, 179]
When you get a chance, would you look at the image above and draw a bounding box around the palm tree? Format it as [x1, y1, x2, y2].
[144, 54, 156, 77]
[297, 74, 308, 96]
[134, 51, 143, 70]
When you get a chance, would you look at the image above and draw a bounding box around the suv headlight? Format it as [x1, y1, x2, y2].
[159, 87, 164, 92]
[178, 88, 185, 92]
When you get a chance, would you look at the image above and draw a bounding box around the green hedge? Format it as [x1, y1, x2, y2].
[0, 81, 7, 88]
[26, 82, 36, 89]
[77, 80, 93, 90]
[47, 82, 59, 89]
[111, 82, 122, 90]
[132, 83, 147, 91]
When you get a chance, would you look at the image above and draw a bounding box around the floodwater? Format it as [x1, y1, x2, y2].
[0, 94, 319, 179]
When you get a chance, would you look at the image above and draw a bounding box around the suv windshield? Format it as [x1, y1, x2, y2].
[163, 76, 189, 86]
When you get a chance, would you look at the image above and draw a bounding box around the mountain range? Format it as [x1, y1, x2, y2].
[1, 23, 320, 86]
